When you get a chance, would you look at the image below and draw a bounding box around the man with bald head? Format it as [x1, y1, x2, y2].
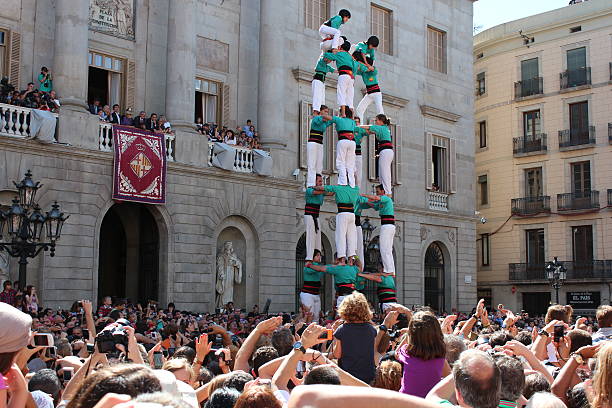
[427, 349, 501, 408]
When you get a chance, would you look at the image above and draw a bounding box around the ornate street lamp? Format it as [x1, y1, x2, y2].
[545, 257, 567, 305]
[0, 171, 69, 290]
[361, 217, 377, 250]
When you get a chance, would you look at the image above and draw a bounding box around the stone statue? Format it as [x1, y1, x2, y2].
[215, 241, 243, 308]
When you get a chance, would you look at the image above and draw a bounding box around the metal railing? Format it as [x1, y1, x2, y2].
[557, 190, 599, 211]
[608, 123, 612, 144]
[609, 62, 612, 81]
[509, 260, 612, 281]
[513, 133, 547, 155]
[428, 191, 449, 212]
[560, 67, 591, 89]
[514, 77, 543, 98]
[558, 126, 595, 148]
[608, 189, 612, 207]
[511, 196, 550, 216]
[98, 123, 176, 162]
[0, 103, 58, 140]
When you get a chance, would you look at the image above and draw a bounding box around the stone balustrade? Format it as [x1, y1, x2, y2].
[207, 142, 255, 173]
[0, 103, 58, 140]
[428, 191, 449, 212]
[98, 122, 175, 162]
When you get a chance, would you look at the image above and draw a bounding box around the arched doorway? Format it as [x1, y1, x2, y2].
[295, 233, 333, 314]
[98, 203, 160, 304]
[424, 242, 445, 313]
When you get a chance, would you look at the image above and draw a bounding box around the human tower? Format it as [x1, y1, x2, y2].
[301, 9, 397, 319]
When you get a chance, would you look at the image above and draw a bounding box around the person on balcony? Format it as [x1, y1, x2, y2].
[224, 130, 237, 145]
[109, 104, 122, 124]
[145, 113, 160, 132]
[121, 108, 134, 126]
[134, 111, 147, 129]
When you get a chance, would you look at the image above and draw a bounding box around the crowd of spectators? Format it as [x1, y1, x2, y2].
[88, 101, 174, 137]
[0, 67, 60, 113]
[197, 118, 261, 150]
[1, 278, 611, 408]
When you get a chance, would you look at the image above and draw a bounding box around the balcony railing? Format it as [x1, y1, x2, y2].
[207, 142, 255, 173]
[558, 126, 595, 148]
[513, 133, 547, 155]
[557, 190, 599, 211]
[560, 67, 591, 89]
[514, 77, 543, 98]
[98, 123, 176, 162]
[509, 260, 612, 281]
[609, 62, 612, 81]
[0, 103, 58, 140]
[608, 189, 612, 207]
[608, 123, 612, 144]
[428, 191, 449, 212]
[511, 196, 551, 216]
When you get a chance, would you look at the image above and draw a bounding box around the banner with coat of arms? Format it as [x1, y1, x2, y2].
[112, 125, 167, 204]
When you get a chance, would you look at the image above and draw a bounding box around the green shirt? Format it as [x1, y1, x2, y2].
[373, 195, 394, 216]
[354, 196, 370, 217]
[355, 41, 376, 61]
[379, 275, 395, 290]
[323, 51, 362, 72]
[354, 127, 368, 147]
[38, 73, 52, 92]
[357, 68, 379, 87]
[370, 124, 391, 142]
[326, 264, 358, 284]
[326, 15, 343, 29]
[315, 56, 335, 75]
[331, 116, 356, 133]
[324, 185, 360, 205]
[310, 115, 333, 133]
[355, 275, 366, 291]
[304, 263, 324, 282]
[305, 188, 325, 206]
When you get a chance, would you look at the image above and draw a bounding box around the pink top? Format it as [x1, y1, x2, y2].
[396, 345, 445, 398]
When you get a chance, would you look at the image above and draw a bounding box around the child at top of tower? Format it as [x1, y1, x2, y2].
[319, 9, 351, 52]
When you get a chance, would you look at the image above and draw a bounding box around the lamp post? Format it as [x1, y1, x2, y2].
[360, 217, 377, 270]
[0, 170, 68, 290]
[545, 257, 567, 305]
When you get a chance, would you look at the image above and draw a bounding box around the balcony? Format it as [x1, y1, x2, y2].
[514, 77, 543, 99]
[99, 122, 176, 162]
[560, 67, 591, 89]
[558, 127, 595, 149]
[511, 196, 550, 216]
[428, 191, 448, 212]
[557, 190, 599, 212]
[0, 103, 58, 140]
[513, 133, 547, 155]
[509, 260, 612, 281]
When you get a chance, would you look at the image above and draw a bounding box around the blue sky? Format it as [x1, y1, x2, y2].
[474, 0, 570, 32]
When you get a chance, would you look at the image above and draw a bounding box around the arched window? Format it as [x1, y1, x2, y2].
[424, 242, 445, 313]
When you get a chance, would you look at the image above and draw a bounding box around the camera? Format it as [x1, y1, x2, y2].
[95, 320, 129, 355]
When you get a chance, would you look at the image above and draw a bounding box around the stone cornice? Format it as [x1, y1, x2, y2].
[293, 67, 409, 108]
[0, 136, 301, 190]
[420, 105, 462, 123]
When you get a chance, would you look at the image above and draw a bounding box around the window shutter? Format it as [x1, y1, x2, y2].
[393, 125, 402, 185]
[368, 118, 376, 181]
[299, 101, 310, 169]
[125, 60, 136, 111]
[222, 84, 231, 127]
[449, 138, 457, 193]
[9, 31, 20, 87]
[425, 132, 433, 189]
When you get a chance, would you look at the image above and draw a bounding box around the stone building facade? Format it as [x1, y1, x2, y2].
[474, 0, 612, 315]
[0, 0, 476, 312]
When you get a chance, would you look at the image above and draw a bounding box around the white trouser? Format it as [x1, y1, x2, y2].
[319, 25, 342, 50]
[356, 92, 384, 122]
[304, 214, 322, 260]
[379, 149, 394, 195]
[312, 79, 325, 112]
[306, 142, 324, 187]
[380, 224, 396, 274]
[381, 302, 399, 313]
[336, 295, 347, 309]
[335, 212, 356, 259]
[300, 292, 321, 320]
[337, 75, 355, 108]
[355, 154, 363, 189]
[336, 139, 356, 187]
[356, 225, 364, 265]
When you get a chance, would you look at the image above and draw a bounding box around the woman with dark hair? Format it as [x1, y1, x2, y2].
[358, 113, 393, 195]
[396, 310, 451, 397]
[224, 130, 236, 145]
[24, 285, 39, 314]
[66, 364, 161, 408]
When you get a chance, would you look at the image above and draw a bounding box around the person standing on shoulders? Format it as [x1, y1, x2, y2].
[361, 185, 395, 276]
[359, 114, 394, 196]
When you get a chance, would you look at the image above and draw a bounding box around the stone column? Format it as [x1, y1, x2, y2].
[165, 0, 196, 131]
[53, 0, 89, 109]
[257, 0, 287, 148]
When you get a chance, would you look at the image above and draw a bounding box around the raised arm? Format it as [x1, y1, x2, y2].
[82, 300, 97, 340]
[290, 385, 440, 408]
[357, 273, 382, 283]
[234, 316, 282, 372]
[305, 263, 328, 273]
[360, 193, 380, 201]
[503, 340, 554, 384]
